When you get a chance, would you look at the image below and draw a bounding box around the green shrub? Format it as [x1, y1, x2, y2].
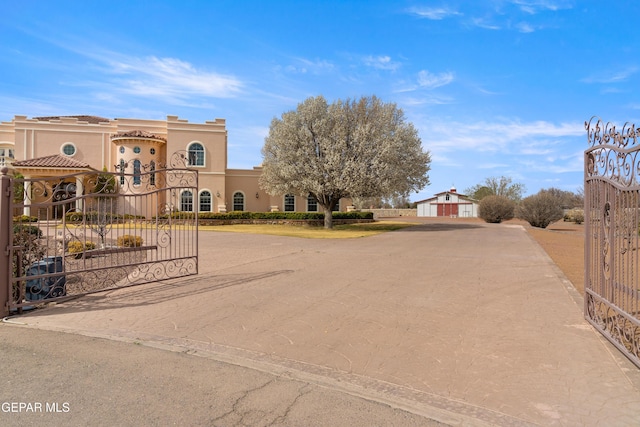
[517, 192, 564, 228]
[12, 224, 46, 280]
[13, 224, 42, 238]
[333, 211, 373, 220]
[117, 235, 143, 247]
[66, 211, 146, 222]
[478, 195, 515, 223]
[13, 215, 38, 223]
[194, 211, 372, 221]
[67, 241, 97, 255]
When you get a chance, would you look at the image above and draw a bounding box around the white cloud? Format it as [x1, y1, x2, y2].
[478, 163, 510, 169]
[471, 17, 501, 30]
[511, 0, 574, 14]
[284, 57, 335, 74]
[417, 70, 455, 89]
[516, 22, 536, 33]
[362, 55, 401, 71]
[407, 6, 462, 20]
[581, 67, 638, 84]
[107, 56, 244, 99]
[416, 118, 584, 154]
[399, 95, 456, 106]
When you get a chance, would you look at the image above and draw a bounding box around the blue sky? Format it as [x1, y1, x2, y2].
[2, 0, 638, 201]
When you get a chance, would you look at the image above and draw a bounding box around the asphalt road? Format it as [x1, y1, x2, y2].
[5, 219, 640, 426]
[0, 324, 447, 427]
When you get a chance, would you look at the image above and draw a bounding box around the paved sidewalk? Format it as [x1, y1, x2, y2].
[5, 220, 640, 426]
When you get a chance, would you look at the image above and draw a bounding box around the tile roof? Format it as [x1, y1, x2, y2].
[34, 115, 111, 124]
[13, 154, 93, 169]
[111, 129, 167, 142]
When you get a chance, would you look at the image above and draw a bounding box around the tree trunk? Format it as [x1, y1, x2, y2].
[322, 205, 333, 229]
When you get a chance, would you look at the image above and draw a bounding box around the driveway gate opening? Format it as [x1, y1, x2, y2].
[585, 118, 640, 368]
[3, 152, 198, 313]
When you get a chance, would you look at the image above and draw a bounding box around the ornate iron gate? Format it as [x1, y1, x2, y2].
[3, 152, 198, 313]
[585, 118, 640, 368]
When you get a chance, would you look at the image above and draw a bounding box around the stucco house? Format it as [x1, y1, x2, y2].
[416, 187, 479, 218]
[0, 115, 348, 218]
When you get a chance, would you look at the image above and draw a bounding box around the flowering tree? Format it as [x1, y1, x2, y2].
[260, 95, 431, 228]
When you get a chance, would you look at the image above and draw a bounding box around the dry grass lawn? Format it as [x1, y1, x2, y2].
[200, 221, 416, 238]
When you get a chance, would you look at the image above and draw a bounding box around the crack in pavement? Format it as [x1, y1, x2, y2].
[210, 378, 314, 426]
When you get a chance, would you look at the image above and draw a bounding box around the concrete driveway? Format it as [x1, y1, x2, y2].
[6, 219, 640, 425]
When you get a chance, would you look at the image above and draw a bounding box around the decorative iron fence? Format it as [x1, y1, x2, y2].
[585, 117, 640, 368]
[2, 152, 198, 314]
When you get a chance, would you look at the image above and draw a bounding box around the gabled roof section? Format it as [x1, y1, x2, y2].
[434, 190, 469, 197]
[415, 190, 477, 204]
[13, 154, 93, 169]
[111, 129, 167, 143]
[34, 115, 111, 124]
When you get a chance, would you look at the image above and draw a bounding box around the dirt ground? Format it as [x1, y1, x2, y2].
[517, 219, 585, 295]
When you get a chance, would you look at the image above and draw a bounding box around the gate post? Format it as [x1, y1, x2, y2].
[0, 167, 11, 317]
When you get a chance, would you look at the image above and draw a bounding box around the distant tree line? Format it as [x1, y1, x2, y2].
[464, 176, 583, 228]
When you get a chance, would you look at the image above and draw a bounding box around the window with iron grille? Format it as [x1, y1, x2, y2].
[284, 194, 295, 211]
[307, 195, 318, 212]
[200, 190, 212, 212]
[133, 159, 141, 185]
[149, 160, 156, 186]
[181, 190, 194, 212]
[119, 159, 126, 185]
[233, 192, 244, 211]
[188, 142, 205, 166]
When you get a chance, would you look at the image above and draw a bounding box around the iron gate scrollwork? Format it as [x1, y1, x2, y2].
[585, 117, 640, 368]
[7, 151, 198, 312]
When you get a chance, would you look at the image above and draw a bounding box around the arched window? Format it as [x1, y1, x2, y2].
[199, 190, 212, 212]
[149, 160, 156, 186]
[284, 194, 295, 212]
[133, 159, 141, 185]
[233, 192, 244, 211]
[119, 159, 126, 185]
[307, 195, 318, 212]
[187, 142, 205, 166]
[181, 190, 193, 212]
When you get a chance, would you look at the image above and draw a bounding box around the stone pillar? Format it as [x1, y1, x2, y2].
[23, 176, 31, 216]
[75, 176, 84, 211]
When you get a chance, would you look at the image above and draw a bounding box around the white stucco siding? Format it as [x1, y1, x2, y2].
[457, 202, 478, 217]
[416, 195, 479, 218]
[417, 200, 438, 217]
